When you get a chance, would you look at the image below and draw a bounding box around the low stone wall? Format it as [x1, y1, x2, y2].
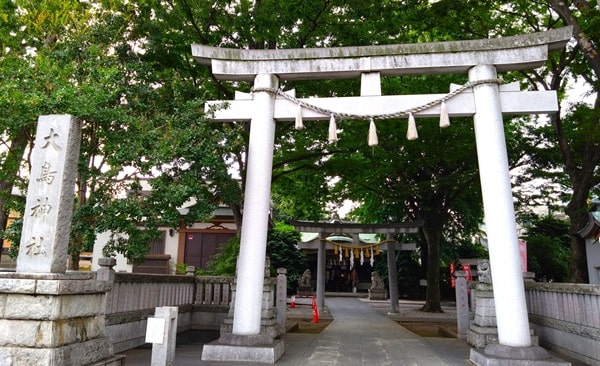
[525, 282, 600, 366]
[103, 273, 233, 353]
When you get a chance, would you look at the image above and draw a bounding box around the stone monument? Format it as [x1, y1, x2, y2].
[0, 115, 123, 365]
[368, 271, 387, 300]
[297, 268, 312, 296]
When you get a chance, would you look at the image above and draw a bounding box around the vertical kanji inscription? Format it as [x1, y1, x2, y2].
[16, 115, 81, 273]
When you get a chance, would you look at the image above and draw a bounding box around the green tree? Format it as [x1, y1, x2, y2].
[266, 222, 307, 290]
[526, 1, 600, 282]
[207, 222, 306, 290]
[371, 0, 600, 287]
[0, 0, 224, 266]
[523, 216, 571, 282]
[207, 236, 240, 276]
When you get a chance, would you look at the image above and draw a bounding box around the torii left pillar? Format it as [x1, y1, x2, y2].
[233, 74, 278, 336]
[202, 74, 284, 363]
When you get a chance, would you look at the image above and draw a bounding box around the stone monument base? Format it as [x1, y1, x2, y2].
[470, 344, 571, 366]
[368, 288, 387, 300]
[201, 337, 284, 364]
[0, 339, 125, 366]
[297, 285, 312, 297]
[0, 272, 123, 366]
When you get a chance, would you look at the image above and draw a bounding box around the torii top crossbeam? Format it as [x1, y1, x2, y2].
[291, 220, 422, 234]
[192, 27, 571, 81]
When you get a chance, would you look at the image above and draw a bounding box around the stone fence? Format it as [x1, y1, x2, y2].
[525, 282, 600, 366]
[102, 271, 234, 353]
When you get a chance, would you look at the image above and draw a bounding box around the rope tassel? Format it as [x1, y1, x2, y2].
[328, 114, 338, 142]
[439, 101, 450, 128]
[406, 112, 418, 140]
[368, 118, 378, 146]
[295, 105, 304, 130]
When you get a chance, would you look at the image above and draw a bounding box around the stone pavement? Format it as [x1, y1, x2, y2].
[122, 296, 584, 366]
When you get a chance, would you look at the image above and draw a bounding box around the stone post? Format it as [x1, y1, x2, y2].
[146, 306, 178, 366]
[316, 233, 326, 310]
[97, 257, 117, 282]
[455, 271, 470, 339]
[232, 73, 279, 337]
[276, 268, 287, 334]
[386, 234, 399, 313]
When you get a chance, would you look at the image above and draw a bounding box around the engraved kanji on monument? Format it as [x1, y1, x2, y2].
[16, 115, 81, 273]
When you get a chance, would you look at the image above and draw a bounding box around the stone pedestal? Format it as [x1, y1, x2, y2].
[218, 276, 281, 340]
[202, 258, 284, 364]
[467, 283, 539, 349]
[466, 261, 565, 366]
[467, 282, 499, 348]
[470, 344, 571, 366]
[297, 285, 312, 297]
[368, 287, 388, 300]
[368, 271, 387, 300]
[0, 272, 124, 366]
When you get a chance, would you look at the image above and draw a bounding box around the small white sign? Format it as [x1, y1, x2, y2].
[145, 317, 165, 344]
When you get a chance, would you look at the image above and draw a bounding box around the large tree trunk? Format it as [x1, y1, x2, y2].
[0, 130, 29, 242]
[565, 185, 591, 283]
[230, 202, 243, 236]
[421, 217, 443, 313]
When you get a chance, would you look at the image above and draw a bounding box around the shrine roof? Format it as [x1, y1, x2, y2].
[578, 212, 600, 239]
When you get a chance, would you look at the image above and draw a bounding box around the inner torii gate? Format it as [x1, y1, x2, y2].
[291, 220, 424, 313]
[192, 27, 572, 364]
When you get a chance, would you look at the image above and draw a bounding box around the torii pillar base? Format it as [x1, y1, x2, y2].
[470, 344, 571, 366]
[201, 335, 284, 364]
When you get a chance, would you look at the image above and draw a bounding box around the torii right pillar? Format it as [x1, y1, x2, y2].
[469, 64, 569, 365]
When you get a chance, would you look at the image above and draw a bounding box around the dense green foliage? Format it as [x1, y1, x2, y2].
[0, 1, 598, 312]
[206, 236, 241, 277]
[524, 216, 571, 282]
[206, 223, 306, 291]
[266, 222, 308, 290]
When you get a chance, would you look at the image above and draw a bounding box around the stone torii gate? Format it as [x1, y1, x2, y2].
[192, 27, 572, 365]
[291, 220, 423, 314]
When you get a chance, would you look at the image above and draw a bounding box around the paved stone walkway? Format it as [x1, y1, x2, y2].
[275, 297, 469, 366]
[124, 297, 473, 365]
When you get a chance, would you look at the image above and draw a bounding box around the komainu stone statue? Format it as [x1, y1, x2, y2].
[297, 269, 312, 296]
[477, 259, 492, 284]
[368, 271, 387, 300]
